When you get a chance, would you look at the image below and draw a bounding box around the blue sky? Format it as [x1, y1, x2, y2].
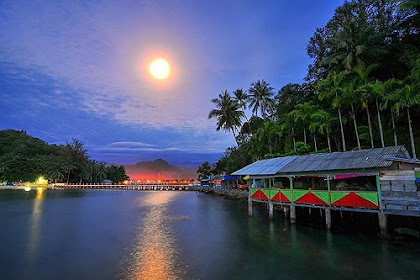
[0, 0, 344, 167]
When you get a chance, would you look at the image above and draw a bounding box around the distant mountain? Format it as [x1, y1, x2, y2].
[124, 159, 197, 181]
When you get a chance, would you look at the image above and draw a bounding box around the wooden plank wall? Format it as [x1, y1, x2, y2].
[380, 169, 419, 215]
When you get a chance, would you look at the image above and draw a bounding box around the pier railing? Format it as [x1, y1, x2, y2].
[250, 188, 379, 209]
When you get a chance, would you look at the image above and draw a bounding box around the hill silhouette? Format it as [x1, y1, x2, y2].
[124, 159, 197, 181]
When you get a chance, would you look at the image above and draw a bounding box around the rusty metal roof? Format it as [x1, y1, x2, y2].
[231, 146, 411, 176]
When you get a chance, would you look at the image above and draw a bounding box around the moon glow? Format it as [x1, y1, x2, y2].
[149, 58, 170, 80]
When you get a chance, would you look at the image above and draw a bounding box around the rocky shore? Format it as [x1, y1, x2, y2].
[197, 187, 249, 201]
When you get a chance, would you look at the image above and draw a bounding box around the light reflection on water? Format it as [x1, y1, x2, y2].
[127, 191, 185, 280]
[25, 189, 45, 275]
[1, 190, 419, 280]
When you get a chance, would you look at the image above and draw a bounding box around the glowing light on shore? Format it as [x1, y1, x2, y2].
[36, 176, 48, 185]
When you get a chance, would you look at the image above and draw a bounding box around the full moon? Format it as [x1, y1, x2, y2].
[149, 58, 170, 80]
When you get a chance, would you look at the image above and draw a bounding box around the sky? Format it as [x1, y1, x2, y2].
[0, 0, 344, 168]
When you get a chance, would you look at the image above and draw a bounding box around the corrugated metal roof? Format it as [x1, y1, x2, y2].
[231, 156, 297, 176]
[231, 146, 411, 176]
[279, 146, 409, 173]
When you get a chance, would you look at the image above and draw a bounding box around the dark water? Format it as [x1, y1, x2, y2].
[0, 189, 419, 280]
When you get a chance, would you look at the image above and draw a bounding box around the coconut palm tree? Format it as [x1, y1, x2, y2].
[388, 84, 420, 158]
[317, 71, 348, 151]
[364, 80, 386, 147]
[255, 120, 282, 155]
[354, 64, 378, 148]
[323, 21, 386, 72]
[232, 88, 249, 120]
[248, 80, 275, 119]
[290, 103, 318, 145]
[233, 88, 252, 133]
[209, 90, 244, 146]
[382, 79, 403, 146]
[310, 110, 334, 153]
[49, 168, 64, 183]
[342, 79, 361, 150]
[62, 161, 76, 184]
[96, 163, 107, 183]
[281, 113, 297, 152]
[308, 119, 319, 152]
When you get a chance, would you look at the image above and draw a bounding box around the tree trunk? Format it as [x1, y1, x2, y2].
[376, 98, 385, 148]
[303, 128, 307, 145]
[67, 172, 70, 185]
[243, 106, 252, 134]
[407, 108, 417, 159]
[366, 101, 374, 148]
[327, 131, 332, 153]
[292, 127, 296, 151]
[351, 103, 361, 150]
[337, 106, 346, 151]
[313, 134, 318, 152]
[391, 110, 397, 146]
[231, 128, 239, 146]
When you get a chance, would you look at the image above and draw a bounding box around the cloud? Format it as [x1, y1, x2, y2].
[0, 0, 221, 132]
[108, 141, 156, 148]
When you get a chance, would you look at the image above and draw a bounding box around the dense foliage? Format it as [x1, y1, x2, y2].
[0, 129, 128, 183]
[200, 0, 420, 178]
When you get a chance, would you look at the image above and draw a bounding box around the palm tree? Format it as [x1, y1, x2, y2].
[342, 79, 361, 150]
[233, 88, 252, 133]
[209, 90, 244, 146]
[49, 168, 64, 183]
[308, 119, 319, 152]
[232, 89, 249, 120]
[255, 120, 282, 155]
[311, 110, 334, 153]
[62, 161, 76, 184]
[247, 135, 265, 161]
[317, 71, 348, 151]
[388, 84, 420, 158]
[354, 64, 378, 149]
[395, 0, 420, 25]
[364, 80, 386, 147]
[248, 80, 275, 119]
[323, 21, 386, 71]
[290, 103, 318, 145]
[197, 162, 212, 180]
[96, 163, 107, 183]
[281, 113, 297, 152]
[382, 79, 403, 146]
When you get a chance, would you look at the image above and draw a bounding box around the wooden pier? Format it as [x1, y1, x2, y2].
[58, 183, 196, 191]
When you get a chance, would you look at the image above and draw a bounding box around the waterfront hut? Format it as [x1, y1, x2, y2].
[222, 175, 239, 190]
[200, 179, 211, 187]
[232, 146, 420, 233]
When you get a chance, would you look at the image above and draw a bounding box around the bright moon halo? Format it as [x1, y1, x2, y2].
[149, 58, 170, 80]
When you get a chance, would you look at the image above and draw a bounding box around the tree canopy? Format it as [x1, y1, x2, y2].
[0, 129, 128, 183]
[205, 0, 420, 177]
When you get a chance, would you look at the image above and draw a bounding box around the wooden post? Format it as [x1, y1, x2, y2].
[284, 206, 289, 218]
[268, 201, 274, 220]
[248, 188, 252, 217]
[376, 174, 383, 210]
[289, 176, 294, 202]
[378, 213, 387, 237]
[326, 177, 331, 205]
[325, 208, 331, 230]
[290, 205, 296, 224]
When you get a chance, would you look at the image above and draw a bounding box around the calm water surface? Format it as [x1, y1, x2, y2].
[0, 189, 419, 280]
